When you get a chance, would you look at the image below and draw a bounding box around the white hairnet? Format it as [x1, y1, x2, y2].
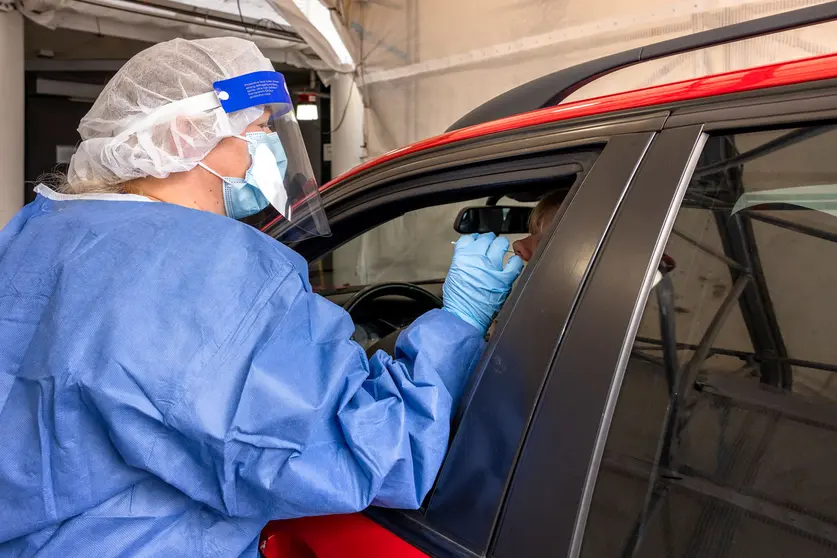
[68, 37, 273, 190]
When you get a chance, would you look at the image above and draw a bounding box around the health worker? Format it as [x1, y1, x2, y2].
[0, 37, 523, 557]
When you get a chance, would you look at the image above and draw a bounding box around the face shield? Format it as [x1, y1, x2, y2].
[211, 71, 330, 238]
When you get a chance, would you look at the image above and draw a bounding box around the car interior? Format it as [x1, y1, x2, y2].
[308, 174, 577, 358]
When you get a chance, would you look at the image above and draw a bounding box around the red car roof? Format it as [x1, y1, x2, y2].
[328, 53, 837, 189]
[262, 53, 837, 233]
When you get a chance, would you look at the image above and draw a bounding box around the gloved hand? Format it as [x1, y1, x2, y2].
[443, 233, 525, 334]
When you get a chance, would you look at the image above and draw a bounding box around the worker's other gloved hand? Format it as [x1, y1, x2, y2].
[443, 233, 525, 334]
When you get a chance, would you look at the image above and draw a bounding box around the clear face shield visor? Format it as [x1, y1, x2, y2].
[213, 71, 329, 238]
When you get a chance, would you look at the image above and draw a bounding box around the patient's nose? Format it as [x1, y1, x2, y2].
[513, 236, 536, 263]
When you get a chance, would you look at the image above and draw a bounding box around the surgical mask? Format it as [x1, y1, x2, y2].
[200, 131, 289, 220]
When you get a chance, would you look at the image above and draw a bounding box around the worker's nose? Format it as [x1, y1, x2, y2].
[513, 236, 535, 263]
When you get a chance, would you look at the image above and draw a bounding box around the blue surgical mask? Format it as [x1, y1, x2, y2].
[219, 177, 270, 220]
[200, 131, 288, 220]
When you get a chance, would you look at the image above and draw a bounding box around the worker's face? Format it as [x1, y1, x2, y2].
[512, 206, 558, 263]
[199, 109, 271, 188]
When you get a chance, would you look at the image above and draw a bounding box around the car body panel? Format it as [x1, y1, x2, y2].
[260, 514, 430, 558]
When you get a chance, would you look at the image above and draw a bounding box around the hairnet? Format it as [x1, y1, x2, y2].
[68, 37, 273, 190]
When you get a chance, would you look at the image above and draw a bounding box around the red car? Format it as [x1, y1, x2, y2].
[256, 3, 837, 557]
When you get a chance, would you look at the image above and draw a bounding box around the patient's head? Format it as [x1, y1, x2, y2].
[512, 190, 565, 262]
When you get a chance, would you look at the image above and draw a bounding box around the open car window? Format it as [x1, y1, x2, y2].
[308, 198, 534, 293]
[581, 126, 837, 557]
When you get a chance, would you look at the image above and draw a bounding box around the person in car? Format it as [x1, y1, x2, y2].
[0, 37, 523, 556]
[481, 192, 564, 339]
[512, 189, 566, 262]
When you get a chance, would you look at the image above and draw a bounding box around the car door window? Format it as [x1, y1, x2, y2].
[308, 199, 532, 293]
[581, 126, 837, 558]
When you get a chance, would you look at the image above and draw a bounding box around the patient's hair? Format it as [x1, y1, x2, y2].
[528, 190, 566, 234]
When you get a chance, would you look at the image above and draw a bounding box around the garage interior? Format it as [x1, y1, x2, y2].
[4, 1, 837, 557]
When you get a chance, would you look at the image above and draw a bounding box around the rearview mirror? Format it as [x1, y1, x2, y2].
[454, 206, 532, 235]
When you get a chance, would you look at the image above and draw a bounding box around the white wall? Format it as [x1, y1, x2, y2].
[345, 0, 836, 158]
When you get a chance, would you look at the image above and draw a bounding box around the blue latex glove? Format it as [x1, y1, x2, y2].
[443, 233, 525, 334]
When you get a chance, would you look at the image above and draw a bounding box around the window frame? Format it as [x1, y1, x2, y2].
[418, 131, 656, 555]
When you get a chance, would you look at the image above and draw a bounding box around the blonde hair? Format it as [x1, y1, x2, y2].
[528, 190, 566, 235]
[39, 171, 127, 195]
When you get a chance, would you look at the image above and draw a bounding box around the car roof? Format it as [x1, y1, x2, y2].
[321, 52, 837, 193]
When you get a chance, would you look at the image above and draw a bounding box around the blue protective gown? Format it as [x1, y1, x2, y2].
[0, 187, 485, 557]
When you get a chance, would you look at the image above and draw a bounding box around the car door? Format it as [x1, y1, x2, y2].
[259, 111, 668, 557]
[490, 124, 707, 558]
[494, 82, 837, 558]
[366, 130, 658, 558]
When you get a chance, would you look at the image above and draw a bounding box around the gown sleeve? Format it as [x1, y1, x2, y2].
[95, 259, 486, 520]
